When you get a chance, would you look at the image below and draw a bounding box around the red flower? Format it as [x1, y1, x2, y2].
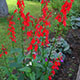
[17, 18, 20, 20]
[20, 12, 25, 20]
[27, 44, 33, 51]
[22, 0, 25, 7]
[31, 38, 35, 44]
[32, 54, 36, 59]
[14, 9, 17, 14]
[55, 14, 62, 22]
[27, 31, 33, 38]
[17, 0, 22, 8]
[0, 45, 8, 58]
[41, 0, 44, 4]
[63, 19, 66, 26]
[51, 70, 55, 75]
[22, 26, 25, 31]
[34, 44, 38, 52]
[51, 65, 55, 70]
[9, 21, 15, 25]
[48, 76, 52, 80]
[36, 38, 40, 44]
[71, 0, 74, 2]
[56, 66, 59, 70]
[5, 51, 8, 55]
[12, 38, 16, 43]
[41, 42, 44, 46]
[54, 61, 61, 66]
[0, 54, 3, 58]
[7, 32, 10, 35]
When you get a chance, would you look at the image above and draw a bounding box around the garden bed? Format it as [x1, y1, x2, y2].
[54, 29, 80, 80]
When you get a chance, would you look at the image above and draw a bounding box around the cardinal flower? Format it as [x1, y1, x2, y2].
[32, 54, 36, 59]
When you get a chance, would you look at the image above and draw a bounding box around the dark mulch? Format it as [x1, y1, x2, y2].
[54, 29, 80, 80]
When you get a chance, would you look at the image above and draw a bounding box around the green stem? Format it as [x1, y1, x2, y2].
[3, 54, 12, 78]
[17, 6, 24, 57]
[21, 29, 24, 56]
[19, 16, 24, 57]
[31, 49, 33, 59]
[12, 42, 17, 62]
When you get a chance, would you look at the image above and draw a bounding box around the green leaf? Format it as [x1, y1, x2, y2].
[36, 69, 42, 79]
[40, 75, 44, 80]
[44, 74, 48, 80]
[33, 62, 45, 70]
[68, 73, 72, 77]
[17, 53, 25, 63]
[10, 62, 22, 68]
[10, 47, 22, 54]
[25, 54, 31, 59]
[64, 45, 69, 51]
[29, 72, 35, 80]
[40, 74, 48, 80]
[8, 57, 14, 61]
[0, 66, 9, 75]
[19, 66, 31, 73]
[18, 73, 24, 80]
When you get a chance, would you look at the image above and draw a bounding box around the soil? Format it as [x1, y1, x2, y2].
[54, 29, 80, 80]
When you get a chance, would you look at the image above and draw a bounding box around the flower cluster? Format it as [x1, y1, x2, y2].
[17, 0, 32, 31]
[17, 0, 25, 9]
[27, 27, 49, 50]
[0, 45, 8, 57]
[41, 0, 52, 26]
[49, 56, 63, 80]
[55, 0, 74, 26]
[41, 0, 50, 4]
[8, 15, 16, 43]
[27, 0, 52, 53]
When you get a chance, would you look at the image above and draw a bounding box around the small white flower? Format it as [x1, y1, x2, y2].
[29, 62, 32, 65]
[26, 64, 29, 66]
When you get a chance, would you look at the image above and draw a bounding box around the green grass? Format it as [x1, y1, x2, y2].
[7, 0, 41, 16]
